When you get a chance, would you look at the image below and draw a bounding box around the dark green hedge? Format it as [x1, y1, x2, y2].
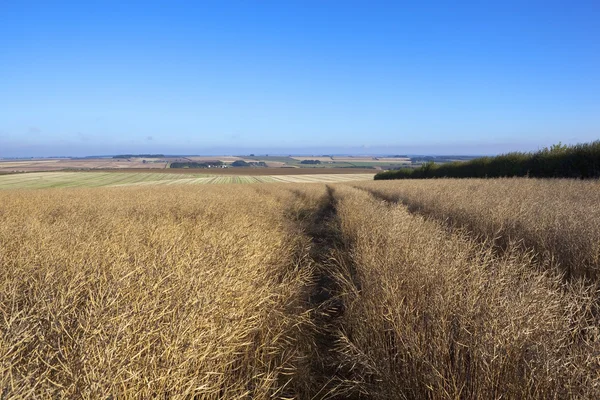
[170, 161, 223, 168]
[300, 160, 321, 164]
[375, 141, 600, 180]
[231, 160, 267, 167]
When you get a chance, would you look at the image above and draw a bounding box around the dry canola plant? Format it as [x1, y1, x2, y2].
[1, 179, 599, 399]
[353, 178, 600, 281]
[330, 184, 600, 398]
[0, 185, 327, 398]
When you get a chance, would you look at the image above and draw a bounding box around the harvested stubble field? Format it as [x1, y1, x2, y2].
[98, 167, 378, 175]
[0, 171, 375, 190]
[0, 172, 203, 190]
[1, 178, 599, 398]
[0, 158, 169, 173]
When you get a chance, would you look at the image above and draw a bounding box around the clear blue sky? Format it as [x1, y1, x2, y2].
[1, 1, 599, 157]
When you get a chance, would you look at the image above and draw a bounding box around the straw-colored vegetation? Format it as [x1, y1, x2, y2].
[1, 179, 600, 398]
[0, 185, 326, 398]
[330, 184, 600, 398]
[353, 178, 600, 280]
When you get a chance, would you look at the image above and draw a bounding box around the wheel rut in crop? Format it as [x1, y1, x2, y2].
[304, 186, 363, 399]
[355, 184, 531, 258]
[355, 185, 592, 283]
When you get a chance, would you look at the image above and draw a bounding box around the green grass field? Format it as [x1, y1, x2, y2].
[0, 171, 375, 189]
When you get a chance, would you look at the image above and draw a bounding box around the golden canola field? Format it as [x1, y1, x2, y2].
[1, 178, 599, 399]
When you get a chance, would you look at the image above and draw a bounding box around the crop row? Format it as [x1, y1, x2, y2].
[328, 184, 599, 398]
[0, 185, 326, 398]
[1, 180, 598, 398]
[0, 172, 198, 189]
[353, 178, 600, 280]
[0, 172, 375, 189]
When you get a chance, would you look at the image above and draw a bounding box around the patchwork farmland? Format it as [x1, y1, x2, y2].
[1, 178, 599, 398]
[0, 171, 376, 189]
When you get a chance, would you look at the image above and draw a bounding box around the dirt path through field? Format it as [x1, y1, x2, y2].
[298, 186, 364, 399]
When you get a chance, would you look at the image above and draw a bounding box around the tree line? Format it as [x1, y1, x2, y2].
[375, 141, 600, 180]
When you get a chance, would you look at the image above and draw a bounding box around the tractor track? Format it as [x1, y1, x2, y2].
[302, 186, 364, 399]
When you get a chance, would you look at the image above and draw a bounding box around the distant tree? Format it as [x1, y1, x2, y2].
[170, 161, 223, 169]
[375, 140, 600, 180]
[545, 142, 568, 154]
[422, 161, 436, 171]
[300, 160, 321, 165]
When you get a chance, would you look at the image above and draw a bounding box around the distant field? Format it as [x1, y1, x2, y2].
[0, 155, 411, 173]
[94, 167, 377, 175]
[186, 156, 246, 162]
[0, 160, 62, 167]
[291, 156, 411, 164]
[0, 171, 375, 189]
[0, 158, 169, 172]
[0, 172, 196, 189]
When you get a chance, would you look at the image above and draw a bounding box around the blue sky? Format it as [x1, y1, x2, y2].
[1, 1, 599, 156]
